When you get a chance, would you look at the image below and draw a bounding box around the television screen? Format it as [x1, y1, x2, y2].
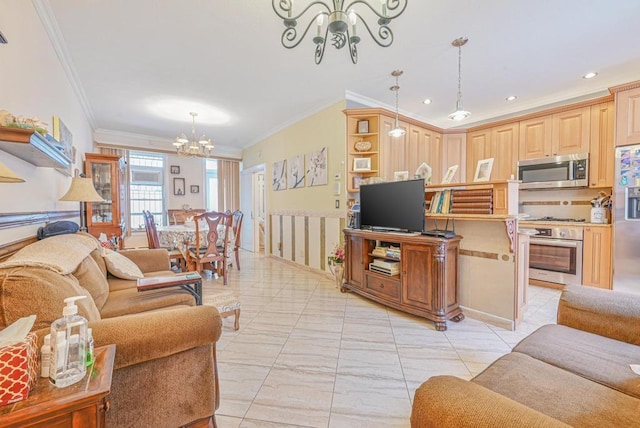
[359, 179, 425, 232]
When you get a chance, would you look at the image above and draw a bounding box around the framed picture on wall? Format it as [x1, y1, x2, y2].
[173, 178, 185, 196]
[190, 185, 199, 194]
[473, 158, 494, 182]
[353, 157, 371, 172]
[357, 120, 369, 134]
[170, 165, 180, 174]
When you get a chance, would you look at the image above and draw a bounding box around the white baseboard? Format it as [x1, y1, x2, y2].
[460, 306, 515, 331]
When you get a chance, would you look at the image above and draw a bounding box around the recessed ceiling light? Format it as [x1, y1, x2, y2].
[583, 72, 598, 79]
[506, 95, 517, 101]
[423, 98, 432, 105]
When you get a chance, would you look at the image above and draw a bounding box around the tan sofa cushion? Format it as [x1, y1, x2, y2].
[473, 352, 639, 427]
[513, 324, 640, 399]
[73, 255, 109, 310]
[0, 266, 101, 331]
[100, 287, 195, 318]
[103, 249, 144, 280]
[90, 248, 107, 277]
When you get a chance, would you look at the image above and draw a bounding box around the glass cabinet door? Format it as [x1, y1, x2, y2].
[90, 161, 115, 225]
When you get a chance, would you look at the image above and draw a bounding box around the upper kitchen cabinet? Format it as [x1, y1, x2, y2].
[442, 133, 466, 183]
[519, 107, 590, 160]
[379, 114, 409, 182]
[615, 85, 640, 147]
[467, 123, 519, 181]
[589, 102, 615, 188]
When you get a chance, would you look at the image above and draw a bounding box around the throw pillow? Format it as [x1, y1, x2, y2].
[73, 255, 109, 309]
[103, 249, 144, 280]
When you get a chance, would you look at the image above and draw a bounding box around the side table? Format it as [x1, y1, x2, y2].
[137, 272, 203, 305]
[0, 344, 116, 428]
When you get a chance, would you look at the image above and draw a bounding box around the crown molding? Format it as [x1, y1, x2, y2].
[609, 80, 640, 94]
[32, 0, 96, 129]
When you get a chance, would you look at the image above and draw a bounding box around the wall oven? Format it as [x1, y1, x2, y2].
[529, 226, 583, 285]
[517, 153, 588, 189]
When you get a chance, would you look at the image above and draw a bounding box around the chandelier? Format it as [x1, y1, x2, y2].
[272, 0, 408, 64]
[172, 112, 214, 158]
[389, 69, 405, 138]
[448, 37, 471, 121]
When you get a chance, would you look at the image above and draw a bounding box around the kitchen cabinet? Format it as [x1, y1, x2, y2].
[85, 153, 125, 248]
[379, 115, 409, 181]
[589, 102, 615, 188]
[466, 123, 519, 181]
[582, 226, 612, 289]
[615, 86, 640, 146]
[519, 107, 590, 160]
[442, 133, 466, 183]
[343, 229, 463, 331]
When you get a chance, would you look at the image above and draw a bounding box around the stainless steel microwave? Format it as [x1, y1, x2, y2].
[517, 153, 588, 189]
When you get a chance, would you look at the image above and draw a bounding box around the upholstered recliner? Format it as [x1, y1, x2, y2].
[0, 233, 222, 427]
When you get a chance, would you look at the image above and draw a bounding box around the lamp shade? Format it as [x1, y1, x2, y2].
[0, 161, 25, 183]
[59, 177, 105, 202]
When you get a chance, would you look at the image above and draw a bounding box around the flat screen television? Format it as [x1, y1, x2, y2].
[359, 179, 425, 232]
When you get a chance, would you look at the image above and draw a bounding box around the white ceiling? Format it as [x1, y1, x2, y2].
[43, 0, 640, 153]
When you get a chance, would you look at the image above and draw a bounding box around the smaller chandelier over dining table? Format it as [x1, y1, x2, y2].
[272, 0, 408, 64]
[172, 112, 214, 158]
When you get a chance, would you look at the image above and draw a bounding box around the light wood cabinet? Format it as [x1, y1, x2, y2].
[589, 102, 615, 188]
[582, 226, 612, 289]
[85, 153, 125, 248]
[343, 229, 463, 331]
[442, 133, 466, 183]
[466, 124, 519, 181]
[519, 115, 553, 159]
[379, 115, 409, 182]
[615, 86, 640, 146]
[423, 129, 442, 184]
[552, 107, 591, 155]
[519, 108, 590, 159]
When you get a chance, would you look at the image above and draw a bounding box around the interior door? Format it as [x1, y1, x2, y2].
[240, 169, 254, 252]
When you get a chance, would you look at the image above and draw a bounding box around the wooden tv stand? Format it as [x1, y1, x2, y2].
[343, 228, 463, 331]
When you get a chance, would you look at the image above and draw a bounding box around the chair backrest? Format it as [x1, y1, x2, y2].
[193, 211, 232, 262]
[143, 210, 160, 249]
[231, 210, 243, 249]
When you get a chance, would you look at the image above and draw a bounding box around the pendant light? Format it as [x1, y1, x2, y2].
[389, 69, 406, 138]
[448, 37, 471, 121]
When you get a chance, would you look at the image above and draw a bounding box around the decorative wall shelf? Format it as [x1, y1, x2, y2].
[0, 126, 71, 169]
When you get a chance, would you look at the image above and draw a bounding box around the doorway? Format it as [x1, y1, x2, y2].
[240, 165, 266, 255]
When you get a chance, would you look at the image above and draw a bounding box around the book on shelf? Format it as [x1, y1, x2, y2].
[451, 201, 493, 209]
[450, 207, 493, 214]
[451, 195, 493, 203]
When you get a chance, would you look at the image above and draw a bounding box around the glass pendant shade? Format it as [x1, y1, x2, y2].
[448, 100, 471, 121]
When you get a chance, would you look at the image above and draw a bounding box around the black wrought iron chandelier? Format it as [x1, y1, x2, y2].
[172, 112, 214, 158]
[272, 0, 408, 64]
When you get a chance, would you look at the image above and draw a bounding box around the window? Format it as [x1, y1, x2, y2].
[206, 159, 219, 211]
[129, 151, 165, 229]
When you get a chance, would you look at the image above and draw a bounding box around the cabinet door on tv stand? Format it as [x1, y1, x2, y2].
[346, 234, 364, 288]
[401, 243, 435, 311]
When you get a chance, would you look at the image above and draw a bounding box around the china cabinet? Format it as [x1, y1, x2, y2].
[85, 153, 125, 248]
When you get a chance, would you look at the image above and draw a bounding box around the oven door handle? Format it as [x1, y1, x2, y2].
[530, 238, 580, 248]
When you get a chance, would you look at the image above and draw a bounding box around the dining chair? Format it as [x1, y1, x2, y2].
[143, 210, 185, 271]
[168, 209, 206, 225]
[230, 210, 244, 270]
[186, 211, 232, 285]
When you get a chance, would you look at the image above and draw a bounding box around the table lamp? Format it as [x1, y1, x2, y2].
[0, 160, 24, 183]
[59, 174, 104, 232]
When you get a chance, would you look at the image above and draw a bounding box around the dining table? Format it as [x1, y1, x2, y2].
[156, 223, 227, 250]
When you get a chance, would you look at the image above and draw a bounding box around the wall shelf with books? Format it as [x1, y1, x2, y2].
[424, 180, 519, 216]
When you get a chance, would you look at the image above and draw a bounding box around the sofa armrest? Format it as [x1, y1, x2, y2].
[411, 376, 569, 428]
[89, 305, 221, 369]
[120, 248, 171, 273]
[558, 285, 640, 346]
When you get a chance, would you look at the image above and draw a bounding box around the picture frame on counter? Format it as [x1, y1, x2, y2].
[474, 158, 494, 182]
[357, 120, 369, 134]
[353, 157, 371, 172]
[441, 165, 459, 184]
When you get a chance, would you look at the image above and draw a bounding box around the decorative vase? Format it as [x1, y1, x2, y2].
[329, 261, 345, 288]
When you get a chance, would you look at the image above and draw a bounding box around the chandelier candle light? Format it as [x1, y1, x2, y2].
[448, 37, 471, 121]
[173, 112, 214, 158]
[389, 69, 405, 138]
[272, 0, 408, 64]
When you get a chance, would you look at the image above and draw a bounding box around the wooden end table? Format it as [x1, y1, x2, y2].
[136, 272, 203, 305]
[0, 344, 116, 428]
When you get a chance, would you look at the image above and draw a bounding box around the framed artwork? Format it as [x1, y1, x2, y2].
[173, 178, 185, 196]
[52, 116, 73, 160]
[170, 165, 180, 174]
[288, 154, 305, 189]
[190, 185, 199, 194]
[353, 157, 372, 172]
[306, 147, 327, 186]
[273, 159, 287, 190]
[357, 120, 369, 134]
[394, 170, 409, 181]
[442, 165, 459, 184]
[414, 162, 432, 184]
[474, 158, 494, 182]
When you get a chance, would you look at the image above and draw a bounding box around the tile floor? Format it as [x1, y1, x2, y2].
[202, 252, 562, 428]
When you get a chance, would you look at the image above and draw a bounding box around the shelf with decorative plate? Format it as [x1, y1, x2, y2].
[0, 126, 71, 169]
